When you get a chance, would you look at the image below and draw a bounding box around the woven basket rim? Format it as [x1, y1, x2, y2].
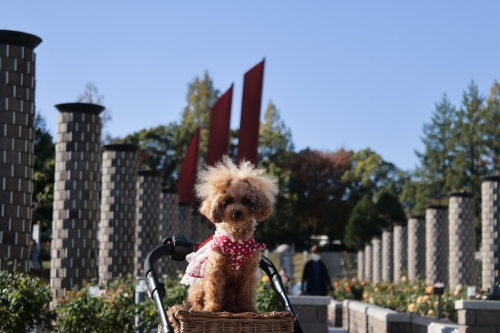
[175, 310, 295, 321]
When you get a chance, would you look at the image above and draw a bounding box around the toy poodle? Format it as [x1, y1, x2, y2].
[177, 156, 278, 313]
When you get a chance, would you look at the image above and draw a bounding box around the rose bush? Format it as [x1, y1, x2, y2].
[332, 277, 490, 321]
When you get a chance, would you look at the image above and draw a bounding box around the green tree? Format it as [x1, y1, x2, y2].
[343, 194, 383, 249]
[374, 191, 406, 229]
[454, 81, 487, 195]
[481, 81, 500, 173]
[32, 112, 55, 230]
[410, 95, 459, 214]
[255, 101, 296, 246]
[180, 71, 220, 163]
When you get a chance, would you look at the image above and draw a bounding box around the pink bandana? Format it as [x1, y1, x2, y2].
[180, 229, 266, 285]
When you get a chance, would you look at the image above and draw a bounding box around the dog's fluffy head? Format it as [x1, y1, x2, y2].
[196, 156, 278, 227]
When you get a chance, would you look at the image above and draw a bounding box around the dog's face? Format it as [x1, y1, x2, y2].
[200, 179, 273, 225]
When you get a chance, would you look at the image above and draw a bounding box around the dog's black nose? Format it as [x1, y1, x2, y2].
[233, 210, 242, 219]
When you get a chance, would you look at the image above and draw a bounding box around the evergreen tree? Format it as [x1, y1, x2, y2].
[373, 191, 406, 229]
[481, 81, 500, 173]
[32, 112, 55, 230]
[454, 81, 487, 195]
[412, 94, 458, 214]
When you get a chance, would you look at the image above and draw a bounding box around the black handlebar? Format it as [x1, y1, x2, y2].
[143, 235, 303, 333]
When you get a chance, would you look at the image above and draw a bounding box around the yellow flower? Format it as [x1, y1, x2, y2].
[427, 309, 434, 316]
[422, 295, 429, 302]
[344, 282, 349, 287]
[401, 276, 407, 282]
[425, 286, 433, 294]
[434, 301, 439, 307]
[262, 275, 269, 282]
[416, 296, 422, 304]
[453, 290, 459, 296]
[455, 284, 462, 292]
[386, 299, 392, 305]
[408, 303, 416, 312]
[374, 287, 379, 292]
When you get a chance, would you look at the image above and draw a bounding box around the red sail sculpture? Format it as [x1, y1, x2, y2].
[206, 85, 233, 166]
[176, 126, 201, 203]
[237, 59, 265, 165]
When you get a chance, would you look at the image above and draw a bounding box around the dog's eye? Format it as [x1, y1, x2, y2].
[225, 199, 233, 205]
[242, 199, 250, 204]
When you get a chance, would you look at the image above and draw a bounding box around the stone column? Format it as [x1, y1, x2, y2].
[382, 229, 393, 282]
[425, 205, 448, 285]
[481, 176, 500, 289]
[0, 30, 42, 272]
[357, 250, 365, 280]
[408, 216, 426, 282]
[51, 103, 103, 298]
[157, 188, 179, 279]
[133, 170, 162, 276]
[448, 192, 475, 290]
[393, 222, 407, 284]
[191, 212, 202, 242]
[98, 144, 138, 283]
[364, 243, 372, 281]
[372, 237, 382, 283]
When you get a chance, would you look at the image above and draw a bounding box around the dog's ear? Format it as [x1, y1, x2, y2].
[253, 190, 273, 222]
[199, 194, 223, 223]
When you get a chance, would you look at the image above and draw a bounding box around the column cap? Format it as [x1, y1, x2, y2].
[482, 175, 500, 182]
[102, 143, 138, 152]
[448, 192, 473, 198]
[426, 205, 447, 210]
[137, 170, 162, 177]
[409, 215, 425, 219]
[161, 188, 178, 194]
[0, 30, 42, 49]
[55, 103, 105, 115]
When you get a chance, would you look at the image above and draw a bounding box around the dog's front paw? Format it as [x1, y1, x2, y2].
[203, 303, 222, 312]
[190, 304, 204, 311]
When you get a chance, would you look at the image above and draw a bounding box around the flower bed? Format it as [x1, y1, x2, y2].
[332, 277, 489, 321]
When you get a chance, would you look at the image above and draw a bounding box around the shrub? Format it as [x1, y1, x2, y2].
[0, 268, 57, 333]
[255, 276, 283, 313]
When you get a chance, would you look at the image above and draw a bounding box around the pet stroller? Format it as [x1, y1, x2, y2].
[144, 235, 305, 333]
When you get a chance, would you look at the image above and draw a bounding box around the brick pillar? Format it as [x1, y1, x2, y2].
[364, 244, 372, 281]
[177, 203, 191, 272]
[51, 103, 103, 298]
[408, 216, 426, 282]
[178, 203, 191, 240]
[372, 237, 382, 283]
[382, 229, 393, 282]
[98, 144, 138, 283]
[425, 205, 448, 285]
[133, 170, 162, 276]
[357, 250, 365, 280]
[393, 222, 407, 284]
[481, 176, 500, 289]
[0, 30, 42, 272]
[157, 188, 178, 279]
[448, 192, 475, 290]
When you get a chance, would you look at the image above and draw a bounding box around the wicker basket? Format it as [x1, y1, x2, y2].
[162, 310, 296, 333]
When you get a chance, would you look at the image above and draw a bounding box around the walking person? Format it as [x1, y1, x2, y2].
[301, 245, 332, 296]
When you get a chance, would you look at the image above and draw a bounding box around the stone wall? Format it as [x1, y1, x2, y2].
[456, 300, 500, 333]
[51, 103, 102, 298]
[98, 144, 138, 283]
[327, 299, 342, 328]
[288, 296, 329, 333]
[0, 30, 42, 272]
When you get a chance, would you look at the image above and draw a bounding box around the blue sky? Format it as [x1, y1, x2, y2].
[2, 1, 499, 171]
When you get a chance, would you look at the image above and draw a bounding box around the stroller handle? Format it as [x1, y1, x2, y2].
[143, 235, 304, 333]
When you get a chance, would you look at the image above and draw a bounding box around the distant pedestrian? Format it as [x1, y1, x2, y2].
[301, 245, 332, 296]
[29, 239, 40, 269]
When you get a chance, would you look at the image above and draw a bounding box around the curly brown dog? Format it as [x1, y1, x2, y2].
[176, 156, 278, 314]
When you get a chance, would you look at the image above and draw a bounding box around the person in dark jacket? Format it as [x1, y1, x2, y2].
[301, 245, 332, 296]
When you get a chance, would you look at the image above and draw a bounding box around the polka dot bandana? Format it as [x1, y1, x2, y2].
[210, 234, 266, 270]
